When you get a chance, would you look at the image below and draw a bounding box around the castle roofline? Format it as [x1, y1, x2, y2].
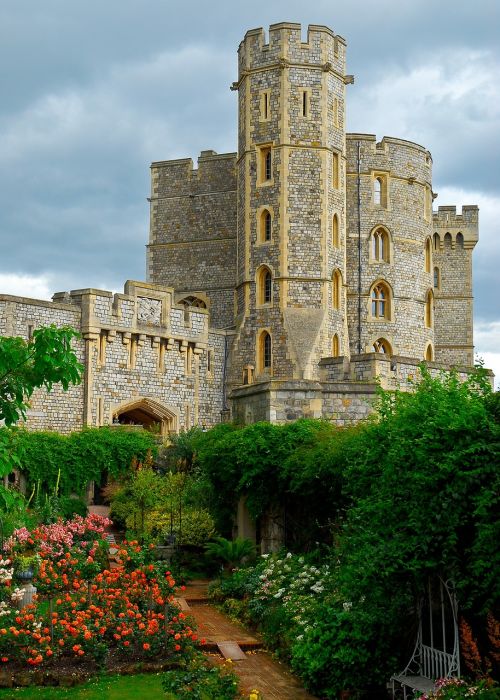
[151, 151, 237, 169]
[0, 293, 80, 313]
[347, 133, 432, 158]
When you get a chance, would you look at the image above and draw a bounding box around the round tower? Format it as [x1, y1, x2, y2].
[230, 22, 350, 386]
[345, 134, 435, 360]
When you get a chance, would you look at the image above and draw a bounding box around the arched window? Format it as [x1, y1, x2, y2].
[371, 282, 390, 319]
[374, 177, 382, 205]
[444, 232, 452, 248]
[456, 232, 464, 248]
[425, 238, 432, 273]
[332, 269, 342, 310]
[260, 209, 272, 242]
[257, 266, 272, 306]
[372, 338, 392, 354]
[332, 214, 340, 248]
[371, 227, 390, 262]
[258, 331, 272, 371]
[433, 266, 440, 289]
[425, 290, 434, 328]
[332, 334, 340, 357]
[424, 343, 434, 361]
[433, 232, 440, 251]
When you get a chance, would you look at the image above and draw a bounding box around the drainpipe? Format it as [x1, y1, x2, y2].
[357, 141, 362, 355]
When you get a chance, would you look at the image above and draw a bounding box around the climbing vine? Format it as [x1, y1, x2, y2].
[2, 426, 157, 497]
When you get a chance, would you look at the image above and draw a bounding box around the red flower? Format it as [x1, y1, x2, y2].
[143, 642, 150, 650]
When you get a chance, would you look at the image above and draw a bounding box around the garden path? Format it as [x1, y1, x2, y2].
[180, 581, 317, 700]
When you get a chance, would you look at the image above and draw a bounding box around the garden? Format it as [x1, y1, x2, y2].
[0, 325, 499, 697]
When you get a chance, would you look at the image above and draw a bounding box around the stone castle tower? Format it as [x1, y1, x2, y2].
[2, 21, 485, 436]
[145, 21, 481, 423]
[230, 24, 348, 386]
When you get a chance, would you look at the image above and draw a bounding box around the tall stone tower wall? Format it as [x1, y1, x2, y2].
[230, 23, 349, 387]
[345, 134, 435, 359]
[147, 151, 237, 329]
[432, 205, 478, 365]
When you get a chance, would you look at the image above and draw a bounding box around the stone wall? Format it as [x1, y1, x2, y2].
[147, 151, 237, 329]
[1, 282, 228, 435]
[345, 134, 434, 359]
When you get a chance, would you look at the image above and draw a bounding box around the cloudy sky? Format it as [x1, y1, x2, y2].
[1, 0, 499, 382]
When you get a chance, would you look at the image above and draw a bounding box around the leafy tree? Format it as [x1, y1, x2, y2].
[0, 325, 82, 426]
[0, 325, 83, 509]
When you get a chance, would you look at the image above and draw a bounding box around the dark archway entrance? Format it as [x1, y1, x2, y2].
[112, 397, 178, 438]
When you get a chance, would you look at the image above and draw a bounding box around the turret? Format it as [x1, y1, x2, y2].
[432, 205, 478, 365]
[230, 23, 351, 385]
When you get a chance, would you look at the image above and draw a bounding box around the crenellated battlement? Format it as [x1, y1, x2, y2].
[432, 205, 479, 249]
[433, 205, 479, 228]
[150, 150, 236, 199]
[238, 22, 346, 76]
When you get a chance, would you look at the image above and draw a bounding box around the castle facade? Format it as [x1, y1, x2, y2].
[0, 23, 483, 434]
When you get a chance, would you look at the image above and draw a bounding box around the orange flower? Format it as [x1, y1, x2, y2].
[142, 643, 150, 650]
[175, 644, 181, 651]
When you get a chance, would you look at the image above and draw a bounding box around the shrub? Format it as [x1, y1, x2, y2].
[162, 654, 239, 699]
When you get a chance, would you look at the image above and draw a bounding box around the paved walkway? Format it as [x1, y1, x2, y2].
[180, 581, 317, 700]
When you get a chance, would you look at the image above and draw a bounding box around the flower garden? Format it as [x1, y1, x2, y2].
[0, 514, 197, 679]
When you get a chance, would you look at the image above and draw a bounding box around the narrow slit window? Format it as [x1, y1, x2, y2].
[302, 90, 308, 117]
[263, 332, 272, 369]
[433, 267, 440, 289]
[333, 153, 339, 189]
[265, 150, 272, 180]
[332, 334, 340, 357]
[264, 92, 269, 119]
[332, 214, 339, 248]
[261, 209, 272, 242]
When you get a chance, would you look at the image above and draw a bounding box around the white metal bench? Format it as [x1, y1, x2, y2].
[390, 579, 460, 699]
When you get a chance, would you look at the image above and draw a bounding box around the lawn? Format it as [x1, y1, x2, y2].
[0, 673, 168, 699]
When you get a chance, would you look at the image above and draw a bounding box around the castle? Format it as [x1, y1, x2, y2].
[0, 23, 484, 436]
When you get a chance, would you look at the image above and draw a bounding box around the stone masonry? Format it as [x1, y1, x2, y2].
[0, 22, 490, 435]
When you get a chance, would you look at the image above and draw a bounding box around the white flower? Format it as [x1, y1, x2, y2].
[286, 552, 292, 559]
[343, 601, 353, 612]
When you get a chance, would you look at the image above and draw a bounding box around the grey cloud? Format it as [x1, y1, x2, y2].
[0, 0, 498, 330]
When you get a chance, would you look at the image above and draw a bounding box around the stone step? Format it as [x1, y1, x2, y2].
[217, 641, 247, 661]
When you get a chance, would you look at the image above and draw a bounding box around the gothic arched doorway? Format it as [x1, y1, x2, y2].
[112, 397, 178, 438]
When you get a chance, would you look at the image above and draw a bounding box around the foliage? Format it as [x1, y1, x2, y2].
[110, 465, 217, 547]
[204, 537, 255, 572]
[162, 654, 239, 699]
[194, 419, 335, 536]
[0, 325, 82, 428]
[200, 368, 499, 697]
[146, 507, 216, 548]
[0, 426, 157, 500]
[416, 677, 500, 699]
[0, 325, 83, 516]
